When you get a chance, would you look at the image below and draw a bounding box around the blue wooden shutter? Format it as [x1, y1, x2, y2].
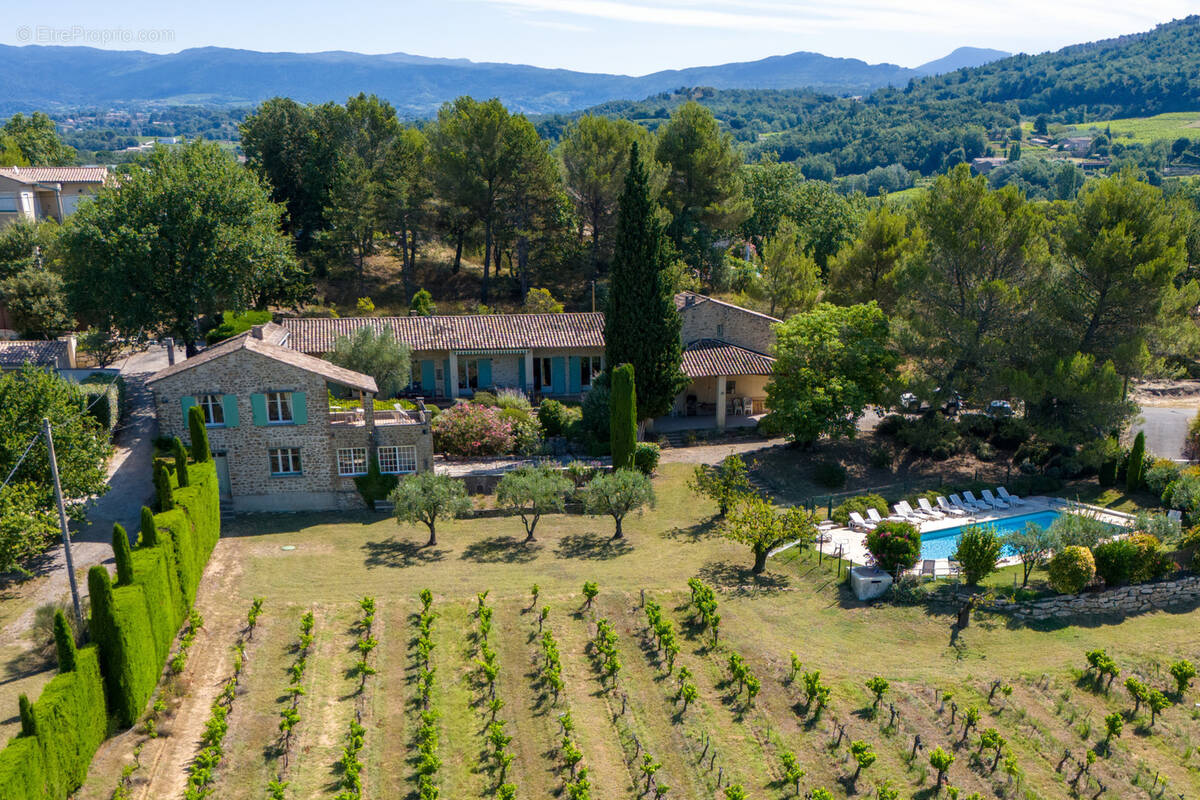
[442, 359, 451, 396]
[551, 357, 566, 395]
[221, 394, 239, 427]
[568, 357, 581, 394]
[250, 393, 267, 425]
[478, 359, 492, 389]
[180, 396, 196, 426]
[291, 392, 307, 425]
[518, 357, 526, 391]
[421, 360, 436, 393]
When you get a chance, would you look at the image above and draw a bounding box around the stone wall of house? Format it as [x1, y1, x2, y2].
[152, 347, 432, 512]
[680, 299, 777, 354]
[978, 576, 1200, 622]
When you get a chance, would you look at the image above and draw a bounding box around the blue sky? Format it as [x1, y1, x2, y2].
[3, 1, 1192, 74]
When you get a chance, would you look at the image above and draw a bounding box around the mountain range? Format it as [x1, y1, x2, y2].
[0, 44, 1009, 116]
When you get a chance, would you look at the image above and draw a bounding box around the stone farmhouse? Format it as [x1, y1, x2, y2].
[148, 323, 433, 512]
[0, 166, 108, 228]
[147, 292, 776, 511]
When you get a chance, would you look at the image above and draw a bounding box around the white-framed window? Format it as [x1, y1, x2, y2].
[337, 447, 368, 476]
[268, 447, 302, 476]
[198, 393, 225, 426]
[457, 359, 479, 391]
[579, 355, 603, 387]
[266, 391, 293, 423]
[379, 445, 418, 474]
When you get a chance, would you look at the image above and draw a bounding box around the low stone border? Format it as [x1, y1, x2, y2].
[961, 575, 1200, 622]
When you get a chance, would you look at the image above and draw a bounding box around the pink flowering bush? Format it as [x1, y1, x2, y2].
[433, 402, 515, 458]
[864, 521, 921, 575]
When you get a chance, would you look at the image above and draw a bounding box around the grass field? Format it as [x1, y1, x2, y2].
[67, 462, 1200, 799]
[1021, 112, 1200, 146]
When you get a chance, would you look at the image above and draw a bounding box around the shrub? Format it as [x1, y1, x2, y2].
[471, 390, 498, 407]
[634, 442, 660, 476]
[832, 494, 889, 526]
[537, 399, 575, 437]
[353, 455, 399, 511]
[1047, 546, 1095, 594]
[1049, 511, 1109, 549]
[865, 521, 921, 576]
[1145, 459, 1182, 498]
[187, 405, 210, 462]
[499, 406, 543, 456]
[957, 413, 994, 439]
[578, 372, 611, 452]
[876, 413, 905, 437]
[153, 462, 174, 511]
[991, 417, 1033, 450]
[1092, 538, 1140, 587]
[494, 388, 531, 410]
[813, 460, 847, 488]
[868, 443, 893, 470]
[432, 402, 515, 458]
[1164, 473, 1200, 525]
[952, 526, 1002, 586]
[410, 288, 435, 316]
[895, 415, 960, 459]
[80, 382, 120, 435]
[171, 437, 189, 488]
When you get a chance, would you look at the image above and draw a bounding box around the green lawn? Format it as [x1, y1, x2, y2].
[1023, 112, 1200, 145]
[66, 463, 1200, 799]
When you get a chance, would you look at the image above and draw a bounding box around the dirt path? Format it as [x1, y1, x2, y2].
[658, 437, 787, 465]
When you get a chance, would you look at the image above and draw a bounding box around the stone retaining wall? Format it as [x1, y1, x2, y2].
[982, 575, 1200, 622]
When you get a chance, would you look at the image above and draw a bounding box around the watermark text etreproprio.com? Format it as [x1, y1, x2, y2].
[15, 25, 175, 45]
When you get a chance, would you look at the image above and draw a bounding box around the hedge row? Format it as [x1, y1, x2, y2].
[0, 459, 220, 800]
[0, 647, 108, 799]
[79, 374, 125, 438]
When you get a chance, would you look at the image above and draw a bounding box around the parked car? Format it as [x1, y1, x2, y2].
[899, 392, 921, 413]
[987, 400, 1014, 419]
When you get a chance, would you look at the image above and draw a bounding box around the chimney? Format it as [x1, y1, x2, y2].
[250, 324, 266, 340]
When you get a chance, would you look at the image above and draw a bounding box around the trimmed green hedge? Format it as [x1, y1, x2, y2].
[0, 647, 108, 800]
[0, 458, 221, 798]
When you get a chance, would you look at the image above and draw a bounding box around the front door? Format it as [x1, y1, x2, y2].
[213, 453, 232, 500]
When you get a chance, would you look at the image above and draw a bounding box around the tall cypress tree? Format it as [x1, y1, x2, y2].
[154, 462, 175, 511]
[605, 142, 688, 421]
[172, 436, 190, 487]
[610, 364, 638, 470]
[18, 694, 37, 736]
[53, 609, 77, 672]
[112, 523, 134, 586]
[188, 405, 211, 462]
[139, 506, 159, 547]
[1126, 431, 1146, 492]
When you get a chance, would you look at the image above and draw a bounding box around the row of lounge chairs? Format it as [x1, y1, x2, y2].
[847, 487, 1026, 532]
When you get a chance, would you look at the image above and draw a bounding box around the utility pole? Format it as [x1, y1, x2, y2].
[43, 418, 84, 630]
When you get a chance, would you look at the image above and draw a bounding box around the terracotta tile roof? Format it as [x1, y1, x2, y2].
[0, 166, 108, 184]
[680, 339, 775, 379]
[0, 339, 69, 367]
[674, 291, 780, 322]
[147, 323, 378, 393]
[281, 312, 606, 354]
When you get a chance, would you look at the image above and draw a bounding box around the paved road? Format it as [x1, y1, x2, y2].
[1132, 405, 1199, 461]
[0, 345, 168, 643]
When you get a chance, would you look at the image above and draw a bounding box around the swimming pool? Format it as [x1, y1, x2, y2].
[919, 510, 1064, 560]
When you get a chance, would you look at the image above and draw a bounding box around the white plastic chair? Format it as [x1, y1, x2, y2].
[997, 487, 1026, 507]
[981, 489, 1009, 509]
[937, 496, 968, 517]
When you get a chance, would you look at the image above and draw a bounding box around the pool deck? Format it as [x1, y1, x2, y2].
[815, 495, 1134, 579]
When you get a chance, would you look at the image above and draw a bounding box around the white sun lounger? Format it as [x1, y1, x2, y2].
[917, 497, 946, 519]
[893, 501, 926, 522]
[980, 489, 1009, 509]
[963, 490, 994, 510]
[996, 487, 1026, 507]
[950, 493, 982, 513]
[937, 496, 969, 517]
[848, 511, 876, 531]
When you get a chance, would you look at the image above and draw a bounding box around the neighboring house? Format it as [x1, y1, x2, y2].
[970, 156, 1008, 174]
[281, 312, 607, 401]
[282, 292, 778, 430]
[674, 292, 778, 428]
[0, 336, 77, 370]
[147, 323, 433, 513]
[1059, 137, 1093, 156]
[0, 166, 108, 228]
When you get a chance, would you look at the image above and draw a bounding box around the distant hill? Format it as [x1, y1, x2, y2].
[912, 47, 1010, 76]
[0, 43, 1006, 117]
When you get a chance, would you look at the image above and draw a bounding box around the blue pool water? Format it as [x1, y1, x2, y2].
[919, 510, 1063, 560]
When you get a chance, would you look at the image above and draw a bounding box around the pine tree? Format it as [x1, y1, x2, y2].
[605, 142, 687, 421]
[112, 523, 134, 586]
[53, 609, 76, 672]
[187, 404, 211, 462]
[139, 506, 158, 547]
[1126, 431, 1146, 492]
[18, 693, 36, 736]
[610, 364, 637, 470]
[154, 461, 175, 511]
[172, 436, 190, 487]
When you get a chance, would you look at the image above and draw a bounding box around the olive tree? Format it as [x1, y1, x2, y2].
[389, 472, 471, 547]
[495, 465, 572, 544]
[582, 469, 654, 539]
